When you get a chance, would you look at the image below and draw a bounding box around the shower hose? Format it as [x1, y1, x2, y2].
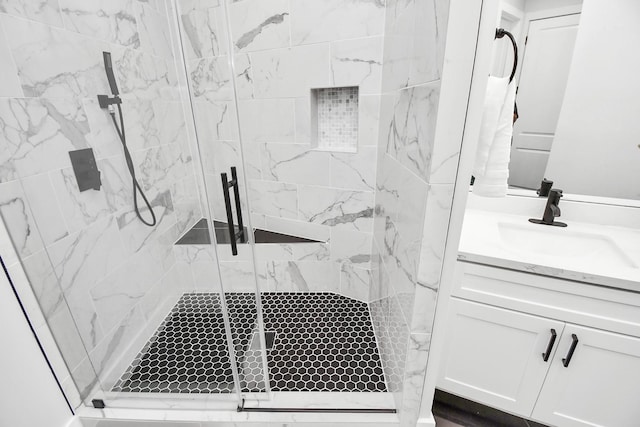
[109, 103, 157, 227]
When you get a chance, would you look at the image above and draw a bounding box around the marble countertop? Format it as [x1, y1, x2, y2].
[458, 209, 640, 292]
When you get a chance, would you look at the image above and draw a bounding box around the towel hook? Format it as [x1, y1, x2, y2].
[495, 28, 518, 83]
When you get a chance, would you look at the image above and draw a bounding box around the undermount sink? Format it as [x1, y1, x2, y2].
[498, 222, 638, 270]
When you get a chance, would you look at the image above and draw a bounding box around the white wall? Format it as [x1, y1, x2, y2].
[545, 0, 640, 199]
[0, 256, 74, 427]
[524, 0, 582, 13]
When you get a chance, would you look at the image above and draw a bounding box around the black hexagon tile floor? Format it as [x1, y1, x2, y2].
[112, 292, 387, 393]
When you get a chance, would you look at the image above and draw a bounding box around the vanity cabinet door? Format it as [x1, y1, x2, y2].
[438, 298, 565, 418]
[532, 324, 640, 427]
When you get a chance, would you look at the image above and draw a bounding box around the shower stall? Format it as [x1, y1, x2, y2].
[0, 0, 462, 424]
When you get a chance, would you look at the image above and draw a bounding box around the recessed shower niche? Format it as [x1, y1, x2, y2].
[310, 86, 359, 153]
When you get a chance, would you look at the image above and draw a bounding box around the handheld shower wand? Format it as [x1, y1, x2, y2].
[98, 52, 157, 227]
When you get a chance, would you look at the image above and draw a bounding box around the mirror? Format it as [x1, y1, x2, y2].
[493, 0, 640, 201]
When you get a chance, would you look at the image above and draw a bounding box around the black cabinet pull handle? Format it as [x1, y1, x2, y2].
[542, 328, 557, 362]
[562, 334, 579, 367]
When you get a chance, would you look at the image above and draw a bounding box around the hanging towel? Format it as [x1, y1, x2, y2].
[472, 76, 517, 197]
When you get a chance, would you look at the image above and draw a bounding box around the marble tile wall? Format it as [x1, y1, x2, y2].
[179, 0, 386, 302]
[0, 0, 207, 403]
[369, 0, 453, 425]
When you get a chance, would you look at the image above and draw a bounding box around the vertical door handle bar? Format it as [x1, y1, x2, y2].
[541, 328, 557, 362]
[220, 172, 238, 256]
[562, 334, 579, 367]
[230, 167, 245, 244]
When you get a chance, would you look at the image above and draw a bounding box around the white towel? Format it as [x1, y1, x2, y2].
[472, 76, 517, 197]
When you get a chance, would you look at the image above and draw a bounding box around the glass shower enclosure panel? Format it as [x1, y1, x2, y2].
[174, 0, 271, 396]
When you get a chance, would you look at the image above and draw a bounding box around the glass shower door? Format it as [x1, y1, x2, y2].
[174, 0, 271, 397]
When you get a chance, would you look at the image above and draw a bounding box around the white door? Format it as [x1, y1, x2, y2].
[438, 298, 565, 417]
[509, 14, 581, 189]
[532, 324, 640, 427]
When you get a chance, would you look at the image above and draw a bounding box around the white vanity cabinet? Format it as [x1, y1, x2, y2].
[438, 262, 640, 427]
[532, 324, 640, 427]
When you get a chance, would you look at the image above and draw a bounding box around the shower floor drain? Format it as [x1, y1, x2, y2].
[112, 292, 387, 393]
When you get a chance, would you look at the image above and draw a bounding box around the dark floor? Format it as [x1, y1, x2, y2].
[433, 390, 550, 427]
[113, 292, 386, 394]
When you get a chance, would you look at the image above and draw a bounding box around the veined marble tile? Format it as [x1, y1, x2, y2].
[203, 173, 227, 220]
[45, 302, 94, 373]
[193, 100, 238, 142]
[70, 356, 99, 402]
[200, 139, 240, 176]
[188, 55, 233, 101]
[330, 146, 377, 191]
[381, 35, 412, 92]
[359, 94, 381, 147]
[0, 180, 45, 260]
[0, 0, 63, 26]
[1, 14, 109, 98]
[6, 252, 55, 330]
[385, 82, 440, 182]
[0, 97, 90, 182]
[120, 99, 161, 151]
[380, 0, 415, 91]
[171, 174, 203, 235]
[251, 44, 331, 98]
[173, 243, 216, 264]
[219, 260, 257, 292]
[294, 97, 311, 143]
[14, 272, 86, 388]
[248, 179, 297, 219]
[153, 101, 188, 147]
[435, 0, 450, 78]
[394, 163, 429, 244]
[400, 332, 431, 426]
[138, 265, 183, 322]
[261, 143, 330, 186]
[116, 189, 176, 253]
[254, 243, 293, 262]
[410, 284, 438, 334]
[20, 173, 69, 246]
[178, 0, 228, 60]
[369, 238, 391, 302]
[228, 0, 290, 53]
[408, 0, 440, 86]
[83, 99, 124, 160]
[136, 1, 173, 59]
[340, 263, 370, 302]
[266, 260, 339, 292]
[298, 185, 374, 232]
[230, 52, 254, 100]
[89, 242, 167, 333]
[292, 242, 330, 261]
[330, 229, 372, 266]
[60, 0, 139, 47]
[237, 98, 295, 143]
[48, 216, 128, 349]
[331, 36, 383, 95]
[290, 0, 385, 46]
[0, 20, 23, 97]
[49, 157, 130, 234]
[113, 47, 174, 100]
[416, 183, 453, 289]
[88, 304, 146, 387]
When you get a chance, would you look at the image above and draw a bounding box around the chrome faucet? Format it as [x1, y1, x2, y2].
[529, 189, 567, 227]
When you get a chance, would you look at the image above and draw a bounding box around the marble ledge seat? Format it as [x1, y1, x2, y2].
[175, 218, 322, 245]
